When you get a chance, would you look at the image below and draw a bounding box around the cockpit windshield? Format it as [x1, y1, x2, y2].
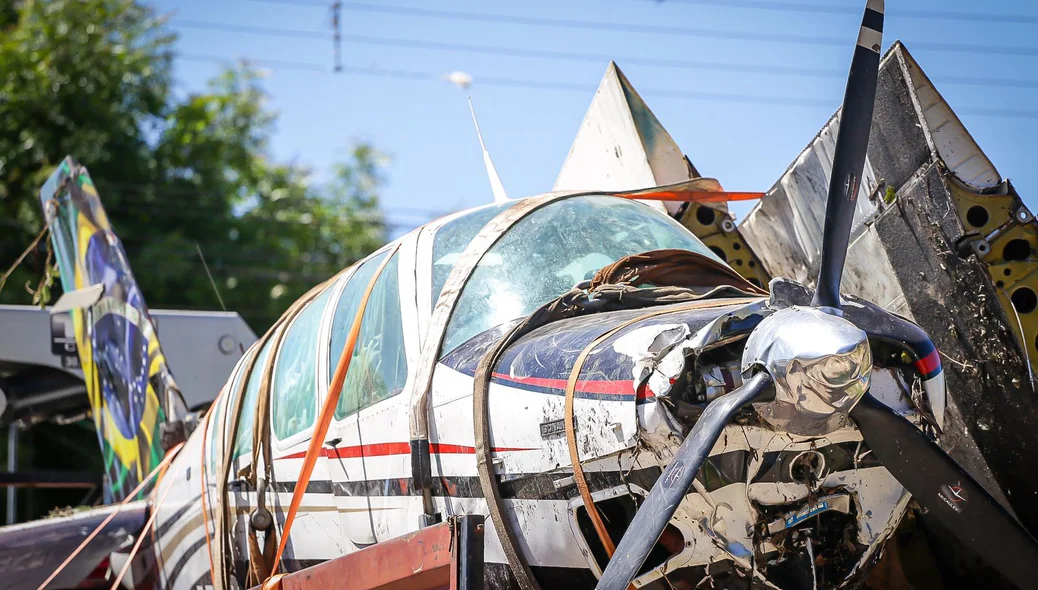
[432, 195, 723, 355]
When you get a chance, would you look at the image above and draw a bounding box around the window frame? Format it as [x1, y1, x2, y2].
[236, 323, 285, 458]
[414, 206, 489, 335]
[268, 285, 337, 451]
[315, 269, 356, 402]
[210, 343, 258, 472]
[325, 238, 418, 424]
[331, 252, 405, 420]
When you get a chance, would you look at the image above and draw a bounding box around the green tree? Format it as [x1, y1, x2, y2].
[0, 0, 390, 523]
[0, 0, 389, 332]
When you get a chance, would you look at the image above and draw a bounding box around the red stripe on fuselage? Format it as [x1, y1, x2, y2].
[914, 349, 941, 376]
[491, 372, 656, 401]
[491, 372, 632, 395]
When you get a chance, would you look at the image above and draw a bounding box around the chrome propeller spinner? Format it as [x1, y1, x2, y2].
[742, 306, 872, 436]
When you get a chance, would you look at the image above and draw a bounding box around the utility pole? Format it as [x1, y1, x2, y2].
[331, 2, 342, 73]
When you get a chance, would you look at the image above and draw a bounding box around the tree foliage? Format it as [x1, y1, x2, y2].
[0, 0, 389, 332]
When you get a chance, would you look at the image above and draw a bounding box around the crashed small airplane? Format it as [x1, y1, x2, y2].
[6, 1, 1038, 589]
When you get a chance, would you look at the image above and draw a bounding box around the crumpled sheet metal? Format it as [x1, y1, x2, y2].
[440, 293, 757, 462]
[0, 501, 148, 590]
[739, 109, 881, 287]
[612, 323, 691, 385]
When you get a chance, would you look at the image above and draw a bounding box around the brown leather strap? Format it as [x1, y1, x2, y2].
[473, 327, 542, 590]
[565, 326, 628, 558]
[563, 297, 756, 573]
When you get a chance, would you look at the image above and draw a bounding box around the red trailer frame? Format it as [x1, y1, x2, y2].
[254, 515, 485, 590]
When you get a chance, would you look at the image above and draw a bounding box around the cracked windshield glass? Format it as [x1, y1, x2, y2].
[435, 195, 721, 354]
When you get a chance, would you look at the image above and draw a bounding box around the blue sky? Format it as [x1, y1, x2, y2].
[155, 0, 1038, 230]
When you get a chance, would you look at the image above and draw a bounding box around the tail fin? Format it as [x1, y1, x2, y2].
[39, 157, 186, 502]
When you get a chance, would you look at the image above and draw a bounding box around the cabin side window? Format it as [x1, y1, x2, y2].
[271, 286, 336, 441]
[233, 328, 279, 459]
[329, 251, 408, 419]
[206, 348, 253, 471]
[430, 202, 510, 303]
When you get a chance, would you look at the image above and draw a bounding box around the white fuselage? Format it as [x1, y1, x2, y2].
[148, 198, 927, 590]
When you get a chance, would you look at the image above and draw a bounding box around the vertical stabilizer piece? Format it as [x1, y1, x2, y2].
[39, 157, 186, 502]
[468, 98, 509, 203]
[554, 62, 698, 214]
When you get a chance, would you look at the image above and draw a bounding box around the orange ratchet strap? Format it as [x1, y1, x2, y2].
[37, 442, 185, 590]
[263, 245, 400, 589]
[619, 190, 764, 204]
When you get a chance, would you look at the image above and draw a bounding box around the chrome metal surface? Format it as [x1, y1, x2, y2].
[742, 306, 872, 435]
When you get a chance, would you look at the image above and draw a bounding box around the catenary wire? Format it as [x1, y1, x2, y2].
[176, 53, 1038, 119]
[170, 20, 1038, 91]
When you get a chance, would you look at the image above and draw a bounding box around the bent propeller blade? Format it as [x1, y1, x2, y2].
[596, 373, 772, 590]
[812, 0, 884, 309]
[851, 394, 1038, 589]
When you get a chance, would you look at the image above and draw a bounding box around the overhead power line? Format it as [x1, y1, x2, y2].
[644, 0, 1038, 26]
[178, 53, 830, 107]
[246, 1, 1038, 57]
[255, 0, 1038, 26]
[171, 20, 1038, 91]
[177, 53, 1038, 120]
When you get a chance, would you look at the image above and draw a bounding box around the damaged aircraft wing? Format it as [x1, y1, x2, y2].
[739, 41, 1038, 533]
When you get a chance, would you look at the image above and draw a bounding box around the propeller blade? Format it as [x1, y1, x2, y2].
[596, 373, 773, 590]
[812, 0, 884, 309]
[850, 393, 1038, 589]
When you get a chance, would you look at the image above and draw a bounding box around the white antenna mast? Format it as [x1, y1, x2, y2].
[468, 97, 509, 203]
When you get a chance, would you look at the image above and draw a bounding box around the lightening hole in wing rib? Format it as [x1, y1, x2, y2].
[1011, 287, 1037, 314]
[966, 205, 989, 228]
[1003, 238, 1031, 262]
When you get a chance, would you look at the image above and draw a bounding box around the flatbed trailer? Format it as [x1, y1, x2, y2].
[253, 516, 485, 590]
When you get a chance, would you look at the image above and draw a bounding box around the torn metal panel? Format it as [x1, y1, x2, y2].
[897, 50, 1000, 190]
[873, 164, 1038, 529]
[943, 175, 1038, 386]
[0, 501, 148, 590]
[553, 62, 698, 215]
[739, 109, 883, 287]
